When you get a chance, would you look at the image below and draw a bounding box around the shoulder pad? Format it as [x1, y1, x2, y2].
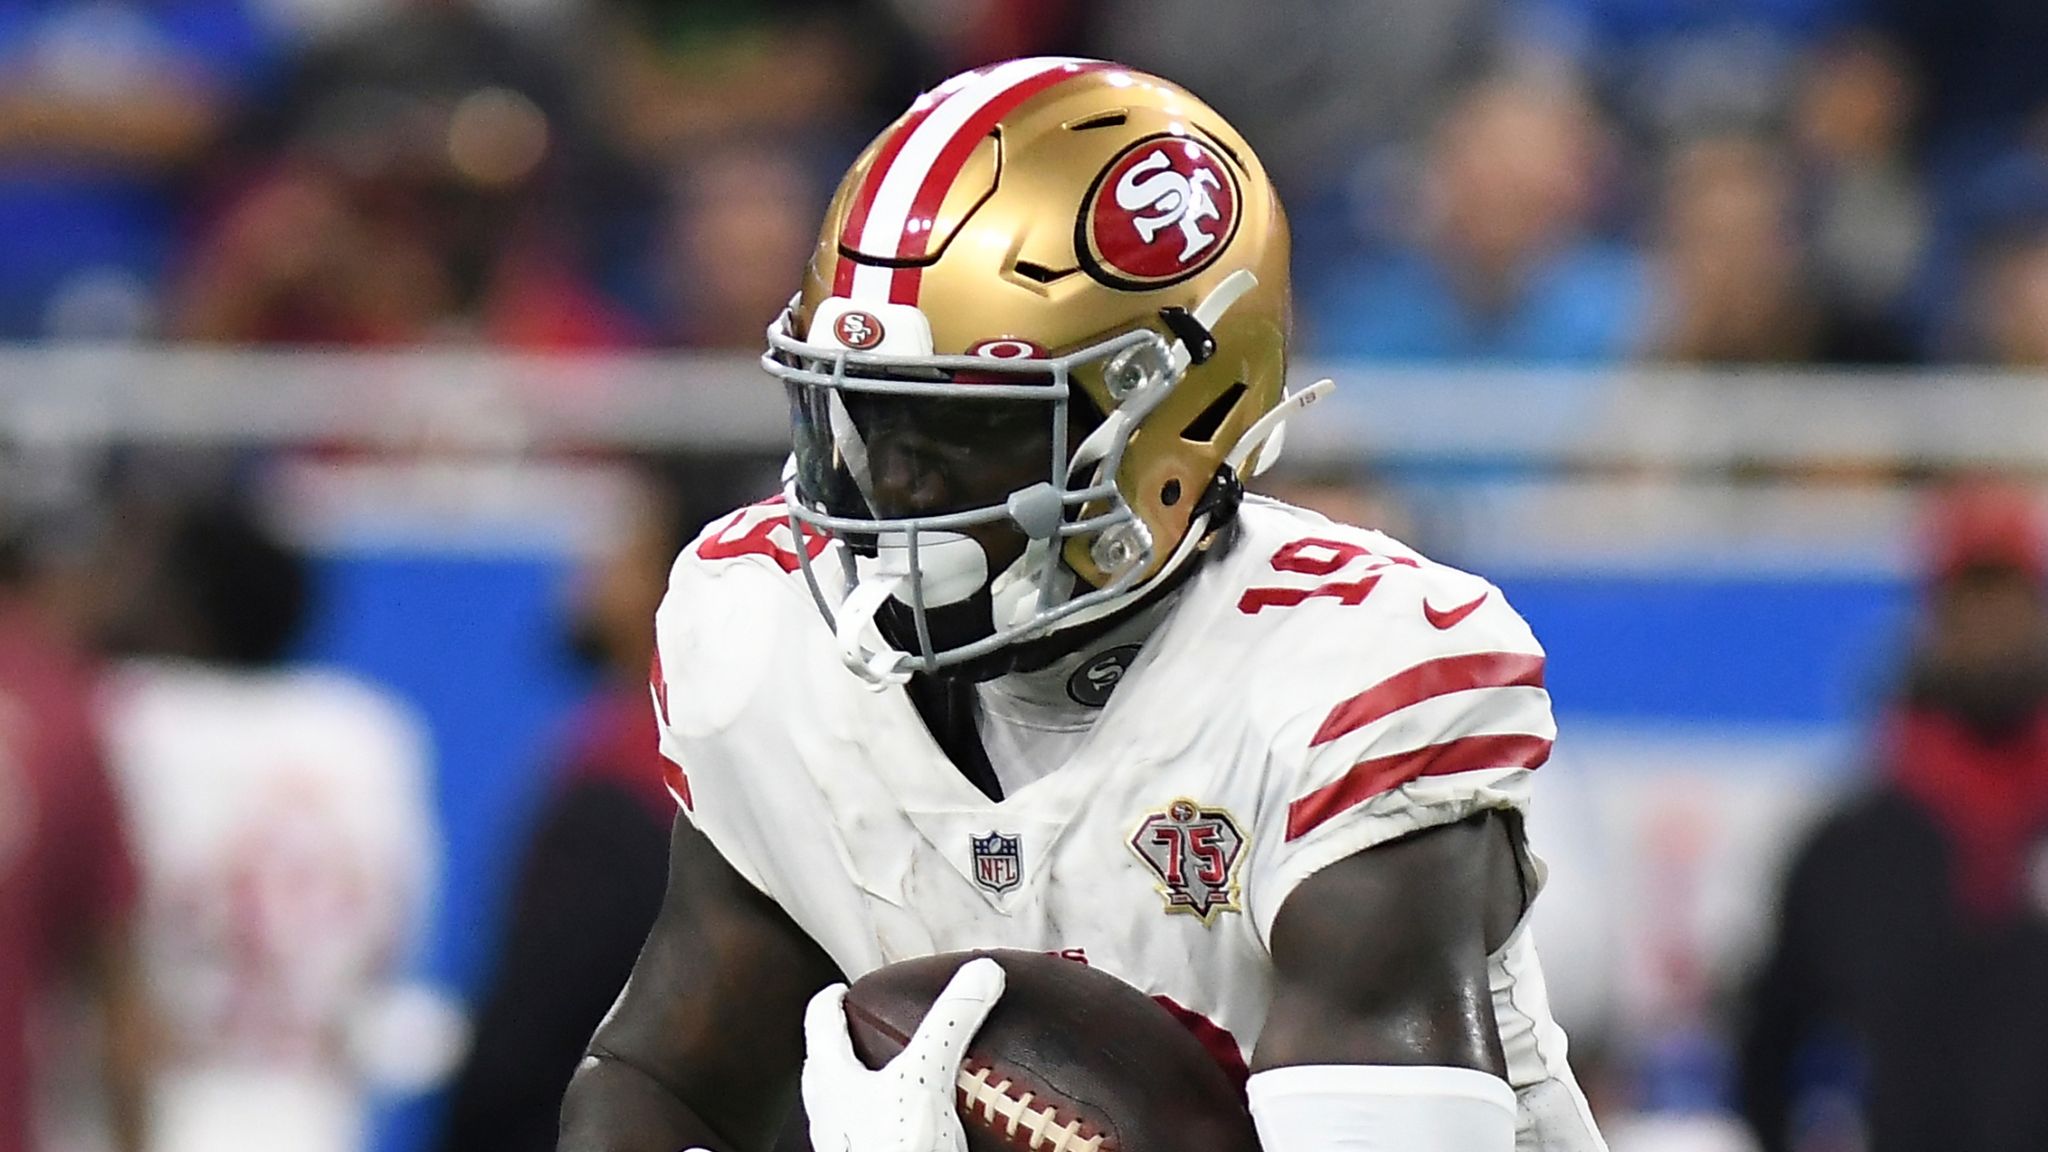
[684, 496, 831, 577]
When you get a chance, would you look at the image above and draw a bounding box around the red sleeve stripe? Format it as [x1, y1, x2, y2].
[1151, 996, 1250, 1095]
[649, 650, 669, 726]
[1285, 733, 1552, 842]
[662, 757, 693, 812]
[1310, 652, 1546, 747]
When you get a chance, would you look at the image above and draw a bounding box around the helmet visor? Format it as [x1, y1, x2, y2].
[787, 374, 1068, 523]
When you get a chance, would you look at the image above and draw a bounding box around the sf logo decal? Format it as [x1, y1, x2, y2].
[1080, 134, 1242, 290]
[1115, 148, 1225, 263]
[833, 310, 885, 350]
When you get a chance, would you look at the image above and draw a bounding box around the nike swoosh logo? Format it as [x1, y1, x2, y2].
[1422, 592, 1489, 630]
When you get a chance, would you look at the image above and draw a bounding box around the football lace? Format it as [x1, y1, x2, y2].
[956, 1064, 1108, 1152]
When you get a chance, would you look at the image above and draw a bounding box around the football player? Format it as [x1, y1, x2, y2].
[559, 58, 1606, 1152]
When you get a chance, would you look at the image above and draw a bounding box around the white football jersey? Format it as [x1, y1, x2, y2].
[99, 661, 439, 1152]
[653, 495, 1605, 1152]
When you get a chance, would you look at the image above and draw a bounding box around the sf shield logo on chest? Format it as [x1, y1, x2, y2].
[1079, 133, 1241, 290]
[1130, 799, 1246, 923]
[971, 831, 1023, 895]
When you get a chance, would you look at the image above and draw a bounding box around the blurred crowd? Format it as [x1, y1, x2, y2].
[17, 3, 2048, 1152]
[2, 466, 449, 1152]
[5, 0, 2048, 366]
[18, 458, 2048, 1152]
[0, 453, 760, 1152]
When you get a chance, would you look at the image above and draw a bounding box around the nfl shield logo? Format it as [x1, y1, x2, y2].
[970, 831, 1022, 895]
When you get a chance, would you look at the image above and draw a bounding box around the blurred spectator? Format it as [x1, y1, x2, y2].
[1647, 134, 1820, 363]
[0, 0, 274, 339]
[1946, 154, 2048, 366]
[0, 516, 149, 1152]
[1862, 0, 2048, 174]
[1855, 0, 2048, 360]
[171, 0, 636, 347]
[1511, 0, 1861, 143]
[1305, 72, 1647, 364]
[1250, 473, 1416, 546]
[1792, 33, 1927, 363]
[437, 465, 729, 1152]
[1958, 225, 2048, 368]
[598, 0, 909, 173]
[590, 0, 914, 337]
[1739, 481, 2048, 1152]
[96, 495, 446, 1152]
[882, 0, 1082, 74]
[655, 142, 819, 347]
[1084, 0, 1500, 205]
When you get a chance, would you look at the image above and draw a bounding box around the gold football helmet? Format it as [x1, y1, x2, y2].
[762, 56, 1322, 684]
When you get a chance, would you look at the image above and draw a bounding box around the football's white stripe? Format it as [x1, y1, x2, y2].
[846, 56, 1084, 302]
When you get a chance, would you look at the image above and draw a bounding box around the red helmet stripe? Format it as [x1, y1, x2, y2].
[889, 61, 1108, 265]
[835, 57, 1110, 306]
[832, 73, 966, 297]
[889, 266, 923, 305]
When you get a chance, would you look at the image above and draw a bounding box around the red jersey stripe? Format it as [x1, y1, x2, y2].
[662, 756, 693, 812]
[1284, 732, 1552, 842]
[649, 650, 669, 727]
[1152, 995, 1250, 1094]
[1309, 652, 1546, 747]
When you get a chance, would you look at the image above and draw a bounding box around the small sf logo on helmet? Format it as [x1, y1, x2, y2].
[833, 310, 886, 350]
[1080, 134, 1241, 290]
[1129, 798, 1246, 924]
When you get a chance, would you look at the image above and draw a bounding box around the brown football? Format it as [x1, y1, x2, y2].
[841, 950, 1260, 1152]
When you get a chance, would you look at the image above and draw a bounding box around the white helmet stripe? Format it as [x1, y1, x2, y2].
[842, 56, 1098, 305]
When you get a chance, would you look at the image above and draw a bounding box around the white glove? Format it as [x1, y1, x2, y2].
[802, 956, 1007, 1152]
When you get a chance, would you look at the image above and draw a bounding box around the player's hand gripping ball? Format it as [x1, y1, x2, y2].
[803, 956, 1007, 1152]
[806, 950, 1260, 1152]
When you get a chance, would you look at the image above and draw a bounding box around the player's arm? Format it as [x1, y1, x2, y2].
[557, 813, 842, 1152]
[1249, 810, 1527, 1150]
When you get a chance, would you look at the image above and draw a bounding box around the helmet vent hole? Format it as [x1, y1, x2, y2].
[1013, 260, 1077, 284]
[1065, 110, 1129, 131]
[1196, 124, 1245, 168]
[1180, 382, 1247, 443]
[1161, 479, 1182, 507]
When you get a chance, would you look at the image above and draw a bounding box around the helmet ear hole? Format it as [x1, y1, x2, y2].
[1178, 382, 1248, 443]
[1161, 478, 1182, 507]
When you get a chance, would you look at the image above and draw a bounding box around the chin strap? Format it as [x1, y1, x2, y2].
[832, 377, 1339, 690]
[824, 269, 1333, 690]
[1035, 377, 1339, 644]
[1229, 377, 1334, 475]
[835, 573, 915, 689]
[1089, 376, 1333, 613]
[1168, 268, 1257, 377]
[988, 536, 1060, 631]
[1066, 269, 1265, 485]
[838, 530, 991, 690]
